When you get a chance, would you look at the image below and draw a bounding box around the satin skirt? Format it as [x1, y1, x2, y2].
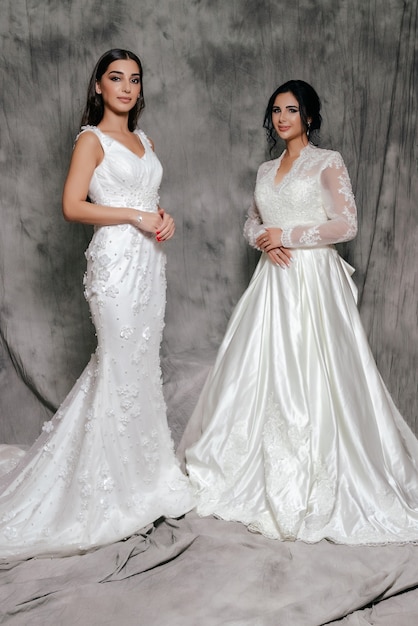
[183, 247, 418, 545]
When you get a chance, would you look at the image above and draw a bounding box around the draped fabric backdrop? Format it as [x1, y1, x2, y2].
[0, 0, 416, 446]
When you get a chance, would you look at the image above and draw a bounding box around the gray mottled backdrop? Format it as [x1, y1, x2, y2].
[0, 0, 417, 445]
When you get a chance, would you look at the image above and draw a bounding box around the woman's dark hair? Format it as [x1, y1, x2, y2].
[263, 80, 322, 152]
[80, 49, 144, 131]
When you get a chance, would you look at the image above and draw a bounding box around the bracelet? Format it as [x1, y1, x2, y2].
[136, 213, 143, 225]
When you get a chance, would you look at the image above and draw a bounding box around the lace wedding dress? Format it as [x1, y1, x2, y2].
[183, 144, 418, 545]
[0, 127, 194, 559]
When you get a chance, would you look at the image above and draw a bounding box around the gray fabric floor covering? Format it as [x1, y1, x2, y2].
[1, 513, 418, 625]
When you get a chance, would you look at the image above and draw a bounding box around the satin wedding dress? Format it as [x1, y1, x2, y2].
[0, 127, 194, 559]
[183, 144, 418, 545]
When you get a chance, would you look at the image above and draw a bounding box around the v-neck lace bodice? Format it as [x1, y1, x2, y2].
[244, 144, 357, 249]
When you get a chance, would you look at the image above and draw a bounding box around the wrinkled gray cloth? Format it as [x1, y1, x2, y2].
[1, 514, 418, 625]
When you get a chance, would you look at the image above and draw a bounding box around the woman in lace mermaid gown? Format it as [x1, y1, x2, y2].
[0, 49, 194, 560]
[181, 80, 418, 545]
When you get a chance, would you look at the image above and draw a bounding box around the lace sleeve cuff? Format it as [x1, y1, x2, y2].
[243, 200, 266, 250]
[281, 228, 293, 248]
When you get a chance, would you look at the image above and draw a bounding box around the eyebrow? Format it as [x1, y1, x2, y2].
[108, 70, 141, 77]
[273, 105, 299, 109]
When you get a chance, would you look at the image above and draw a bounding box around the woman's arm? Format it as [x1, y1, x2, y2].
[246, 199, 293, 268]
[243, 199, 267, 250]
[62, 131, 162, 234]
[280, 153, 358, 248]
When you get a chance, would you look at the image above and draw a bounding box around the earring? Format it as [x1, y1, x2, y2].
[307, 122, 311, 137]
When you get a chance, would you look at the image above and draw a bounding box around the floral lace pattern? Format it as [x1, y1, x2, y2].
[243, 200, 266, 249]
[0, 126, 194, 559]
[262, 395, 312, 539]
[244, 144, 357, 250]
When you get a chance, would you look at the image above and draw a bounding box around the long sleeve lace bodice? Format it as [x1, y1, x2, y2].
[243, 144, 357, 249]
[186, 144, 418, 548]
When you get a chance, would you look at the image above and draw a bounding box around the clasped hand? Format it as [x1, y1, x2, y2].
[135, 208, 175, 241]
[256, 228, 292, 269]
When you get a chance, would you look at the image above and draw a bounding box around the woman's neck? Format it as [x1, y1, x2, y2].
[285, 135, 309, 159]
[98, 110, 130, 134]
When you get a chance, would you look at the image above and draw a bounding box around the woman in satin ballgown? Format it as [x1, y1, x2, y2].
[181, 80, 418, 545]
[0, 49, 194, 560]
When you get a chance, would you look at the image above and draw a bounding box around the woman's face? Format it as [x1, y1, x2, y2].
[95, 59, 141, 114]
[271, 91, 306, 143]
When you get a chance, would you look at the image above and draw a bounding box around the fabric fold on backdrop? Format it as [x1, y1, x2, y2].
[1, 514, 418, 626]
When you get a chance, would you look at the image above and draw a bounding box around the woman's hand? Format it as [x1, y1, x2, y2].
[256, 227, 284, 251]
[133, 210, 163, 234]
[266, 248, 293, 269]
[256, 228, 292, 268]
[156, 208, 175, 241]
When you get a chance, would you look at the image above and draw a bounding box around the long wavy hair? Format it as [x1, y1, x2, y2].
[80, 49, 145, 131]
[263, 80, 322, 152]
